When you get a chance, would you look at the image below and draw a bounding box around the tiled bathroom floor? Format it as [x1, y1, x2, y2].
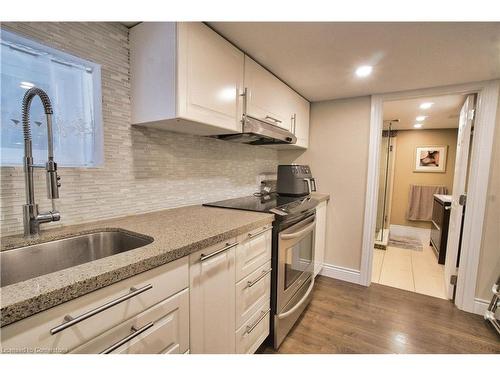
[371, 244, 447, 299]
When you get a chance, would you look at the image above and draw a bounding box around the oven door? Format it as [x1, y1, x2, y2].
[277, 214, 315, 313]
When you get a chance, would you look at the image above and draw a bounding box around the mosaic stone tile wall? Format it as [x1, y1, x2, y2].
[0, 22, 279, 235]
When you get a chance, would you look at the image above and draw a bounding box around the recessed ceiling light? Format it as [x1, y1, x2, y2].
[419, 102, 434, 110]
[413, 123, 423, 128]
[416, 115, 427, 122]
[355, 65, 373, 78]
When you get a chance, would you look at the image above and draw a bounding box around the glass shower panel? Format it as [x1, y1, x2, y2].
[375, 122, 394, 243]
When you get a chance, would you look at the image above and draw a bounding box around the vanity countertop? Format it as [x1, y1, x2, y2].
[434, 194, 452, 204]
[0, 205, 274, 327]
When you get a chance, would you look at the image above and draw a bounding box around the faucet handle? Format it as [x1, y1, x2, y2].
[46, 160, 60, 199]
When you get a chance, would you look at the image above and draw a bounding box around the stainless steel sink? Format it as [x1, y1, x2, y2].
[0, 230, 154, 287]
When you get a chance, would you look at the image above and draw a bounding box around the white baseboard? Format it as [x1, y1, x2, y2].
[319, 263, 362, 285]
[473, 298, 491, 316]
[389, 224, 431, 244]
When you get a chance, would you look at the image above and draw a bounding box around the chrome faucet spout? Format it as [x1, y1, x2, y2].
[21, 87, 61, 237]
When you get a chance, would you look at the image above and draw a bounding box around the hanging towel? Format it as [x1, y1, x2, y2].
[406, 184, 448, 221]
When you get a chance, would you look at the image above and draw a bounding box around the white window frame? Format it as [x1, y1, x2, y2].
[0, 29, 104, 167]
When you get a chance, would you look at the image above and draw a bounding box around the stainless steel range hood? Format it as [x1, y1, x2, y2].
[214, 116, 297, 145]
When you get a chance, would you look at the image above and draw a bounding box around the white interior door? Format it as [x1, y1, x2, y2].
[444, 94, 476, 299]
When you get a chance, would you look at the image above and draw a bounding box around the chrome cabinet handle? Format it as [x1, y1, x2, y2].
[292, 113, 297, 134]
[245, 309, 270, 335]
[265, 115, 282, 124]
[101, 321, 154, 354]
[280, 220, 315, 240]
[246, 268, 272, 288]
[247, 227, 270, 239]
[200, 242, 238, 262]
[50, 284, 153, 335]
[240, 87, 248, 121]
[444, 205, 451, 210]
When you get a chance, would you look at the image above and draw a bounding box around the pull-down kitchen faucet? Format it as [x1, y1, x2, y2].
[21, 87, 61, 237]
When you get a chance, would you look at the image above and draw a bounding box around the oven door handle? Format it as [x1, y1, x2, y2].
[277, 277, 315, 320]
[280, 220, 315, 240]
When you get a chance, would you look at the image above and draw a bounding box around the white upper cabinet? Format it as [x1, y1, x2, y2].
[244, 56, 294, 131]
[130, 22, 244, 135]
[290, 91, 310, 149]
[130, 22, 310, 148]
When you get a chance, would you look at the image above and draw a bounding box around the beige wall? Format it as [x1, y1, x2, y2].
[279, 97, 371, 270]
[390, 129, 458, 229]
[476, 95, 500, 301]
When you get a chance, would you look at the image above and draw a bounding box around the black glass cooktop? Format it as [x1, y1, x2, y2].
[203, 193, 318, 216]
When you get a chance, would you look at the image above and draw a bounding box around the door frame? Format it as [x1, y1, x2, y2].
[359, 80, 500, 313]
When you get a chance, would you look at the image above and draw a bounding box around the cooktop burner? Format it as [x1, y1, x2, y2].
[203, 193, 318, 217]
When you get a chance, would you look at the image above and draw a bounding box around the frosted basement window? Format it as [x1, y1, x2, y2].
[0, 29, 103, 167]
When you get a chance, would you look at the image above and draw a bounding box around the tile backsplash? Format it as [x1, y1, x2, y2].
[0, 22, 278, 236]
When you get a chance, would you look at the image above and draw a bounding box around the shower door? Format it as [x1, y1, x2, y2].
[375, 122, 396, 244]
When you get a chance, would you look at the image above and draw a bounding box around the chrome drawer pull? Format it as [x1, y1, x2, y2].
[200, 242, 238, 262]
[50, 284, 153, 335]
[246, 269, 272, 288]
[280, 220, 315, 240]
[101, 321, 154, 354]
[245, 309, 270, 335]
[265, 115, 282, 123]
[247, 227, 269, 239]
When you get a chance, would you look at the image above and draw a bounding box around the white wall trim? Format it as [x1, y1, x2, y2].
[455, 80, 500, 312]
[360, 80, 500, 314]
[473, 298, 490, 316]
[359, 95, 383, 286]
[320, 263, 362, 285]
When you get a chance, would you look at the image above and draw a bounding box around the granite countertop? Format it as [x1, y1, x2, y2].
[0, 205, 274, 327]
[434, 194, 452, 203]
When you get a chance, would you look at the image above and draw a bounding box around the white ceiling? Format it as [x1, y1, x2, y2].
[383, 94, 465, 130]
[208, 22, 500, 101]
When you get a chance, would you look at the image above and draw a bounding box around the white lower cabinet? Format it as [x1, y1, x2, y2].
[189, 240, 237, 354]
[235, 301, 270, 354]
[314, 200, 328, 277]
[0, 257, 189, 354]
[235, 261, 271, 328]
[189, 225, 272, 354]
[72, 288, 189, 354]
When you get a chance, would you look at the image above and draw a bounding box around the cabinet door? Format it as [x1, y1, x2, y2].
[291, 92, 310, 149]
[177, 22, 244, 133]
[71, 289, 189, 354]
[189, 242, 236, 353]
[244, 56, 293, 130]
[314, 200, 327, 276]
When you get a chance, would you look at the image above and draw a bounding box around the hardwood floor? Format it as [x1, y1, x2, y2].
[260, 276, 500, 354]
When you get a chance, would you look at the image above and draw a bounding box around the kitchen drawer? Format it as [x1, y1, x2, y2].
[1, 257, 188, 353]
[235, 260, 271, 329]
[235, 300, 270, 354]
[235, 226, 272, 282]
[72, 288, 189, 354]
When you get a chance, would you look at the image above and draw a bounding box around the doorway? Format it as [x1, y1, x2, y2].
[371, 94, 464, 299]
[359, 81, 499, 313]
